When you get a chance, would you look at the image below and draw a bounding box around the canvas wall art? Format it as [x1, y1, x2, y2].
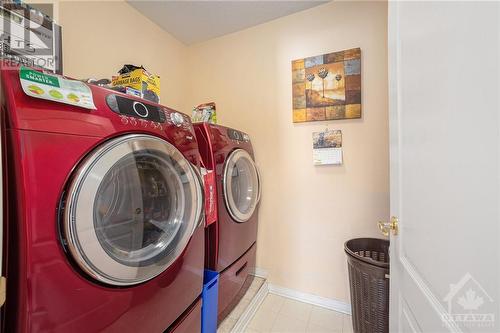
[292, 48, 361, 123]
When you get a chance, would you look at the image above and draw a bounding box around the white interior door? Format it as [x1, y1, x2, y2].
[388, 2, 499, 332]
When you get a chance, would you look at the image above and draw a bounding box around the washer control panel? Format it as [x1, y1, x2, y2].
[106, 94, 166, 123]
[227, 128, 250, 142]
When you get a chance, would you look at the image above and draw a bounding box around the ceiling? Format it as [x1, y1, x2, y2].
[127, 1, 329, 45]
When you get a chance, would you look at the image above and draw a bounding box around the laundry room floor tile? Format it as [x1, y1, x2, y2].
[245, 294, 352, 333]
[270, 312, 308, 332]
[308, 306, 343, 330]
[247, 307, 279, 332]
[258, 294, 286, 313]
[306, 321, 342, 333]
[279, 298, 313, 322]
[217, 278, 352, 333]
[342, 315, 354, 333]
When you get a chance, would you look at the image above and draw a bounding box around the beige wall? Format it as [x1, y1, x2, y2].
[186, 1, 389, 302]
[57, 1, 188, 110]
[38, 0, 388, 303]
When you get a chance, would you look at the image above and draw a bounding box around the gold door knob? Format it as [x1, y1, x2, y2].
[378, 216, 399, 236]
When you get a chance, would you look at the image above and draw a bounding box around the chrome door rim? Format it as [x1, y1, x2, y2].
[63, 134, 203, 286]
[222, 149, 259, 223]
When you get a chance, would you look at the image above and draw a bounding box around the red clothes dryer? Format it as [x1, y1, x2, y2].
[0, 62, 204, 332]
[194, 123, 261, 320]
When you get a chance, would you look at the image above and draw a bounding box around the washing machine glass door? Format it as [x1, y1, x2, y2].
[223, 149, 260, 223]
[63, 134, 203, 286]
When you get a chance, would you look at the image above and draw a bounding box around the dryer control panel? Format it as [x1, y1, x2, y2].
[106, 94, 167, 123]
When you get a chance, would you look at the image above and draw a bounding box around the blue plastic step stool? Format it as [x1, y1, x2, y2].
[201, 270, 219, 333]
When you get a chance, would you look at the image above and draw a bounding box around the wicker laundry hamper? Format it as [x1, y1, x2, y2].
[345, 238, 390, 333]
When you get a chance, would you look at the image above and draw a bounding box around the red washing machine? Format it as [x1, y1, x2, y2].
[194, 123, 261, 321]
[0, 62, 205, 333]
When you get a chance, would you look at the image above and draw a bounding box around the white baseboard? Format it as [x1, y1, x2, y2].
[268, 284, 352, 315]
[232, 281, 269, 333]
[251, 267, 268, 279]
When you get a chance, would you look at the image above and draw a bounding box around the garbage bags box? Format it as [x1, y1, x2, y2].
[111, 66, 160, 103]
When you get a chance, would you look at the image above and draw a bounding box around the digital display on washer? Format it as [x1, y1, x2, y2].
[106, 94, 166, 123]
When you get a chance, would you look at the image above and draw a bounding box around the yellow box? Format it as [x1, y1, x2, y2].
[112, 68, 160, 103]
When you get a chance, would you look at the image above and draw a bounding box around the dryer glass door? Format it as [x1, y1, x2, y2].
[223, 149, 260, 223]
[63, 134, 203, 286]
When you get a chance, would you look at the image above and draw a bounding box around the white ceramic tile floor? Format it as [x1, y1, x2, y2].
[246, 294, 353, 333]
[217, 278, 352, 333]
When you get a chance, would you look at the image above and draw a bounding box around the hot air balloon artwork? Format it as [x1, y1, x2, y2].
[292, 47, 362, 123]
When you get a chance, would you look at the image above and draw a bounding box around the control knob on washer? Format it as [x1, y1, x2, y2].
[171, 112, 184, 127]
[132, 101, 149, 118]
